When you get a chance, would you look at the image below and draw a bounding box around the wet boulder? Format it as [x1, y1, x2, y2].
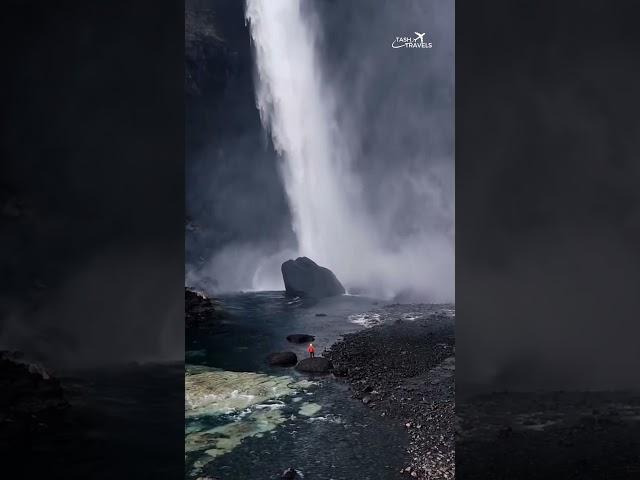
[281, 257, 345, 298]
[286, 334, 315, 344]
[267, 352, 298, 367]
[281, 467, 297, 479]
[296, 357, 333, 374]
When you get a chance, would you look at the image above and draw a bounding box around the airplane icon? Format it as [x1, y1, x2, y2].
[414, 32, 426, 43]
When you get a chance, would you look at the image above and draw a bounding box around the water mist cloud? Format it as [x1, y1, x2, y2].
[1, 244, 183, 371]
[245, 0, 454, 301]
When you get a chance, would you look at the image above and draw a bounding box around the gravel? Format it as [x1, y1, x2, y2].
[325, 309, 455, 479]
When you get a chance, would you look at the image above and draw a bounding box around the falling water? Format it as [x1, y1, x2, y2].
[245, 0, 454, 301]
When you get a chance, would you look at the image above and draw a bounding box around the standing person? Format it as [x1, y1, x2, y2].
[307, 343, 315, 358]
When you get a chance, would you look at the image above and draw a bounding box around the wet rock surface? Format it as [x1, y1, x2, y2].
[280, 467, 297, 479]
[186, 287, 226, 329]
[295, 357, 333, 374]
[281, 257, 345, 298]
[286, 333, 315, 344]
[326, 308, 455, 479]
[457, 391, 640, 479]
[267, 351, 298, 367]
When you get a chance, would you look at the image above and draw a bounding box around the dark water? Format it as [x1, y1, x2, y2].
[186, 292, 417, 479]
[9, 363, 185, 479]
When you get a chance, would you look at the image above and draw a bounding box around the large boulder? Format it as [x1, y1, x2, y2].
[295, 357, 333, 374]
[286, 334, 315, 344]
[267, 352, 298, 367]
[281, 257, 345, 298]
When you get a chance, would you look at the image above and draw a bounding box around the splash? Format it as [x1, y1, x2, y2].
[245, 0, 454, 301]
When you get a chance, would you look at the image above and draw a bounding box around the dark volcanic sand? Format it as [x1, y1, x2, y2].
[326, 310, 455, 479]
[457, 391, 640, 479]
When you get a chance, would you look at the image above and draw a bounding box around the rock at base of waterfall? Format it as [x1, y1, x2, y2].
[295, 357, 333, 374]
[281, 257, 345, 298]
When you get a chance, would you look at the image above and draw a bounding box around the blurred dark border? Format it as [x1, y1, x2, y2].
[456, 0, 640, 478]
[1, 0, 184, 477]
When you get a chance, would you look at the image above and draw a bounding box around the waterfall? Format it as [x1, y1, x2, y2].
[245, 0, 454, 301]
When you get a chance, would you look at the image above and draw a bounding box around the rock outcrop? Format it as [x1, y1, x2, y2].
[185, 288, 225, 328]
[281, 257, 345, 298]
[295, 357, 333, 374]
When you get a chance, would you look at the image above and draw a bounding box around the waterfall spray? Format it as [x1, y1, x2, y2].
[245, 0, 454, 301]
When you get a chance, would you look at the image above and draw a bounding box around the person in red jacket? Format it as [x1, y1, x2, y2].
[307, 343, 315, 358]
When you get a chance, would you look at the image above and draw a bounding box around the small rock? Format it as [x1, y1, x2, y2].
[267, 351, 298, 367]
[362, 395, 371, 404]
[286, 334, 315, 344]
[281, 467, 297, 479]
[295, 357, 333, 374]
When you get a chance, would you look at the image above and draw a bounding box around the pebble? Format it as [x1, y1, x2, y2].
[325, 310, 455, 480]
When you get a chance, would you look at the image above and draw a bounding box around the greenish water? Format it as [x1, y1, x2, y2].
[185, 292, 414, 479]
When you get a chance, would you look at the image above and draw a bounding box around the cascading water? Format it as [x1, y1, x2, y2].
[245, 0, 454, 301]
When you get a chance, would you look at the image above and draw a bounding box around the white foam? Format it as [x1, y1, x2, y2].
[348, 312, 381, 327]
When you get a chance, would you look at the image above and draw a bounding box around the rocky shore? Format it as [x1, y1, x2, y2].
[325, 310, 455, 479]
[185, 287, 226, 328]
[457, 391, 640, 479]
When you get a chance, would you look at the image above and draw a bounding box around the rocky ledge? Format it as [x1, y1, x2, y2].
[325, 313, 455, 479]
[185, 287, 226, 328]
[0, 351, 69, 454]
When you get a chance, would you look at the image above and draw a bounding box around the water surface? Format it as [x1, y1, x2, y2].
[186, 292, 416, 479]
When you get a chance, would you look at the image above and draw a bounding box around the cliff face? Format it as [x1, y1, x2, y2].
[184, 1, 294, 286]
[185, 4, 228, 98]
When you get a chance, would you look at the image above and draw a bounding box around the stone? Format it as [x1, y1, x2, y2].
[267, 351, 298, 367]
[295, 357, 333, 374]
[281, 257, 345, 298]
[286, 334, 315, 344]
[281, 467, 297, 479]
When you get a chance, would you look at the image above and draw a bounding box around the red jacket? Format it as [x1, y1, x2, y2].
[307, 344, 315, 353]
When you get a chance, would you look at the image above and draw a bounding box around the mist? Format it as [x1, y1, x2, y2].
[456, 0, 640, 391]
[0, 0, 184, 370]
[1, 244, 184, 371]
[187, 0, 454, 302]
